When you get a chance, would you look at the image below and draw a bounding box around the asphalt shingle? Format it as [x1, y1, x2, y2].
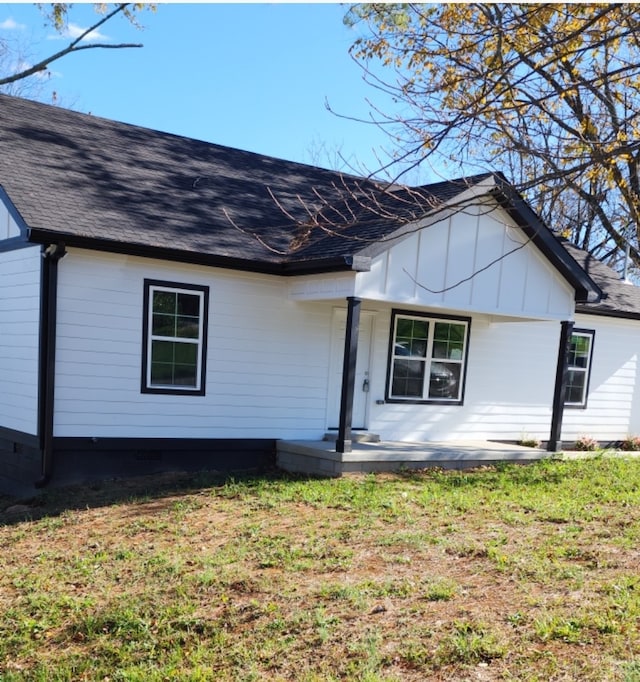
[1, 94, 638, 317]
[0, 94, 490, 267]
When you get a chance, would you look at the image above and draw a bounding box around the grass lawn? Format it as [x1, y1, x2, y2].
[0, 456, 639, 681]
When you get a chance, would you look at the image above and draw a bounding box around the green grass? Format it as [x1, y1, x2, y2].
[0, 457, 639, 680]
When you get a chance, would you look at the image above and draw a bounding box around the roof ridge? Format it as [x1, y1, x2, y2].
[0, 93, 375, 185]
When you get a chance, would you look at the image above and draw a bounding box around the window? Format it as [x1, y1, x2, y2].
[565, 329, 594, 408]
[387, 311, 470, 403]
[142, 280, 209, 395]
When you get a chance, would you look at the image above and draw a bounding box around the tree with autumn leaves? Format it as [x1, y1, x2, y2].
[347, 3, 640, 271]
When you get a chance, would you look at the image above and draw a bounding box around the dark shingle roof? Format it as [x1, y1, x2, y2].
[1, 94, 634, 315]
[0, 94, 487, 272]
[561, 240, 640, 318]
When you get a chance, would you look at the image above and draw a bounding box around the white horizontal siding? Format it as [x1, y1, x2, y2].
[368, 308, 559, 442]
[0, 245, 41, 435]
[51, 249, 640, 445]
[561, 314, 640, 441]
[53, 249, 335, 439]
[368, 306, 640, 444]
[355, 200, 575, 321]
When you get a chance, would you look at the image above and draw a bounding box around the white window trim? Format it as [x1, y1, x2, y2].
[143, 281, 208, 395]
[565, 329, 594, 408]
[387, 311, 470, 404]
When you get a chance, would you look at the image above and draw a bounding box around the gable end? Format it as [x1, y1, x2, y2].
[0, 185, 30, 252]
[490, 181, 602, 304]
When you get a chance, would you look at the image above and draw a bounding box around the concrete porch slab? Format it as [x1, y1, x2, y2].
[276, 439, 548, 477]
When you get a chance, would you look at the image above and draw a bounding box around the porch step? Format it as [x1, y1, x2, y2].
[323, 431, 381, 444]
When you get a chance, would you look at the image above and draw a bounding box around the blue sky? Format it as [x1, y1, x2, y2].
[0, 3, 421, 179]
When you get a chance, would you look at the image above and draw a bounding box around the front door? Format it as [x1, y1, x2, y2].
[327, 309, 374, 430]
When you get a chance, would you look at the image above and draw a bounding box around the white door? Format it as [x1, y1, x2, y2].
[327, 309, 374, 430]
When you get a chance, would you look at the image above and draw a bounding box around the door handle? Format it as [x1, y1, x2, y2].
[362, 378, 370, 393]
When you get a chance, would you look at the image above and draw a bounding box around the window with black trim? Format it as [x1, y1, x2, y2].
[387, 311, 470, 403]
[142, 280, 209, 395]
[565, 329, 594, 408]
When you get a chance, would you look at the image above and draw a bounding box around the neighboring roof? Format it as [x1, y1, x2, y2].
[0, 94, 604, 307]
[561, 240, 640, 319]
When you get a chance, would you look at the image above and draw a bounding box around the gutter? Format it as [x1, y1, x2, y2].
[27, 229, 371, 276]
[35, 242, 66, 488]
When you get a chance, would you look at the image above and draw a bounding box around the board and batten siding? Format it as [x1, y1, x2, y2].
[366, 306, 560, 442]
[354, 200, 575, 321]
[561, 313, 640, 442]
[0, 245, 41, 436]
[54, 249, 335, 440]
[0, 198, 21, 240]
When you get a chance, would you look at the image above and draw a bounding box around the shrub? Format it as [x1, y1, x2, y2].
[518, 435, 541, 448]
[574, 435, 599, 451]
[620, 435, 640, 451]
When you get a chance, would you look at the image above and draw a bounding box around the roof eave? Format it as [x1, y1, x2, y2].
[27, 229, 371, 276]
[575, 303, 640, 321]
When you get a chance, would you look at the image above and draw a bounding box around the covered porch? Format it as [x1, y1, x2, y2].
[287, 185, 602, 460]
[276, 438, 547, 477]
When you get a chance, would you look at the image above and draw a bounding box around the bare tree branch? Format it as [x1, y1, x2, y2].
[0, 4, 143, 87]
[344, 3, 640, 270]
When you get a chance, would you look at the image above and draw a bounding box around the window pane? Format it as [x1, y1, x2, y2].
[173, 364, 197, 386]
[151, 340, 174, 363]
[153, 291, 176, 314]
[150, 362, 174, 385]
[566, 369, 586, 404]
[408, 338, 427, 356]
[176, 315, 200, 339]
[152, 291, 201, 340]
[150, 341, 197, 387]
[432, 323, 466, 360]
[177, 293, 200, 316]
[428, 361, 461, 399]
[397, 317, 428, 339]
[392, 358, 425, 397]
[152, 313, 176, 337]
[174, 343, 197, 364]
[569, 335, 591, 369]
[395, 318, 429, 358]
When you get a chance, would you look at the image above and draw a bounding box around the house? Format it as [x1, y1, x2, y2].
[0, 94, 638, 492]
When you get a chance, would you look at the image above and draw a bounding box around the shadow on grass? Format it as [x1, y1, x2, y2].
[0, 456, 615, 527]
[0, 467, 305, 527]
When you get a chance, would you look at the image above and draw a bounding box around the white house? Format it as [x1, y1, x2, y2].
[0, 94, 638, 492]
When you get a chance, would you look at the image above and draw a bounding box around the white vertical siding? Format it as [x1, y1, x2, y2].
[355, 201, 575, 320]
[0, 245, 41, 435]
[0, 198, 21, 240]
[367, 307, 559, 442]
[54, 249, 335, 439]
[562, 314, 640, 442]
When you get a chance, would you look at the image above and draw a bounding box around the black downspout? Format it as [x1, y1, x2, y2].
[548, 319, 574, 452]
[336, 297, 361, 454]
[35, 243, 66, 488]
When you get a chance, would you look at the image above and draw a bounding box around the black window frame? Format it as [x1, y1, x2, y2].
[564, 328, 595, 409]
[141, 279, 209, 396]
[385, 309, 471, 405]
